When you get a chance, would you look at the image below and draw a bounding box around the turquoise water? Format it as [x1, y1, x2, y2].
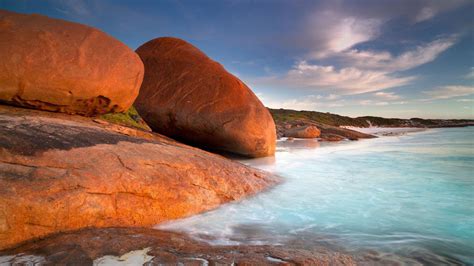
[159, 127, 474, 264]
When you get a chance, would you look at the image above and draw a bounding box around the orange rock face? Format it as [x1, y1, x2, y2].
[284, 125, 321, 138]
[0, 10, 144, 116]
[135, 37, 276, 157]
[0, 105, 277, 250]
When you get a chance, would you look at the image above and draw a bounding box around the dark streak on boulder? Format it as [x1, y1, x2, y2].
[0, 118, 150, 156]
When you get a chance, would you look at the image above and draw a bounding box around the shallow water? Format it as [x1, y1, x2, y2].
[159, 127, 474, 264]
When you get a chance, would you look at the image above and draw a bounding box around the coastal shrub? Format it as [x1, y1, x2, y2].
[99, 106, 151, 131]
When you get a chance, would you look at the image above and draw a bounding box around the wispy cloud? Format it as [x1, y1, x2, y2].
[359, 100, 408, 106]
[258, 94, 346, 110]
[465, 67, 474, 79]
[256, 35, 457, 96]
[340, 36, 457, 72]
[300, 1, 465, 59]
[258, 61, 416, 95]
[374, 92, 401, 100]
[306, 11, 382, 58]
[413, 1, 467, 22]
[258, 93, 409, 111]
[53, 0, 90, 16]
[423, 85, 474, 100]
[253, 1, 465, 104]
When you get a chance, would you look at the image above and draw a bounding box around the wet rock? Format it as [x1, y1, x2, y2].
[0, 227, 357, 265]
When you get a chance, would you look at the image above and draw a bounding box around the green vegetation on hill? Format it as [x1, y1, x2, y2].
[269, 108, 369, 127]
[99, 106, 151, 131]
[268, 108, 474, 128]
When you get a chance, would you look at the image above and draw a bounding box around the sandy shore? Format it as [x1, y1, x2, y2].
[342, 126, 427, 136]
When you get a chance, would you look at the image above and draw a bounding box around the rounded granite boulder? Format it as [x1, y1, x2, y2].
[284, 125, 321, 139]
[0, 10, 144, 116]
[134, 37, 276, 158]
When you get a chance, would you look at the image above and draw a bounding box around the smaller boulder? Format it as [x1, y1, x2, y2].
[284, 126, 321, 138]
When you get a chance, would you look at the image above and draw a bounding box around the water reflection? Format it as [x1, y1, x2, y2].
[240, 139, 322, 168]
[277, 138, 321, 150]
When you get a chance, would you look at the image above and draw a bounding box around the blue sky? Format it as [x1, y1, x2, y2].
[2, 0, 473, 119]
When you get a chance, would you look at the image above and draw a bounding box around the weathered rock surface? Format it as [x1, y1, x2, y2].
[135, 37, 276, 158]
[284, 125, 321, 138]
[0, 227, 357, 265]
[0, 10, 144, 116]
[0, 105, 277, 250]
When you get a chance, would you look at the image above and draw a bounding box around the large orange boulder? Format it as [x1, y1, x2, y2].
[0, 105, 277, 250]
[134, 37, 276, 157]
[0, 10, 144, 116]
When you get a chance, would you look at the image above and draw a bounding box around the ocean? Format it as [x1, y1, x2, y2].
[159, 127, 474, 264]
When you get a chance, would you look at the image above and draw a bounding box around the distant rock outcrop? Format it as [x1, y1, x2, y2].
[134, 37, 276, 158]
[0, 105, 277, 250]
[318, 124, 375, 141]
[284, 125, 321, 138]
[0, 10, 143, 116]
[275, 119, 375, 140]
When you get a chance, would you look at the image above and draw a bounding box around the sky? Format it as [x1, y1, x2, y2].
[1, 0, 473, 119]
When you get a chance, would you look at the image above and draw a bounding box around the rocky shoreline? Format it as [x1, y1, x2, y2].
[0, 105, 279, 251]
[271, 108, 473, 142]
[0, 8, 471, 265]
[270, 108, 474, 133]
[0, 227, 358, 265]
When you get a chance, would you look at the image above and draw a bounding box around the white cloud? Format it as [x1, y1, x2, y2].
[262, 96, 410, 111]
[423, 85, 474, 100]
[307, 12, 382, 58]
[54, 0, 90, 15]
[300, 1, 466, 59]
[414, 1, 467, 22]
[374, 92, 401, 100]
[465, 67, 474, 79]
[358, 100, 408, 106]
[457, 98, 474, 102]
[341, 37, 457, 72]
[326, 94, 340, 100]
[260, 61, 416, 95]
[256, 36, 457, 97]
[260, 94, 346, 110]
[415, 6, 436, 22]
[252, 1, 466, 111]
[359, 100, 388, 106]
